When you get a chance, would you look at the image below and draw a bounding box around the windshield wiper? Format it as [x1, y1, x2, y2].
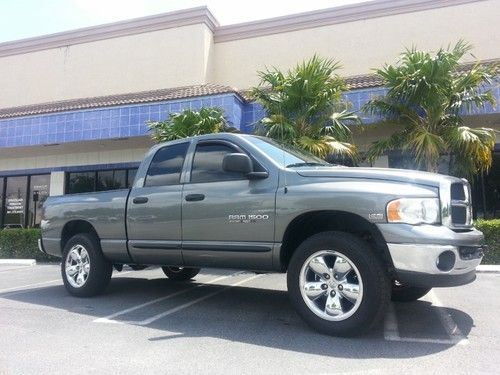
[285, 162, 330, 168]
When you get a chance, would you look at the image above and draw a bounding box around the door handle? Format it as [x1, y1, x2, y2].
[185, 194, 205, 202]
[132, 196, 148, 204]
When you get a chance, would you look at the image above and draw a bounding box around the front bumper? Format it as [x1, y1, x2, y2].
[387, 243, 485, 287]
[378, 224, 485, 287]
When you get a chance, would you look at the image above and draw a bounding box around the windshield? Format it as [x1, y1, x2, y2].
[245, 136, 331, 168]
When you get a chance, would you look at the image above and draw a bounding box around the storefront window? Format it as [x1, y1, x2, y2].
[0, 178, 4, 227]
[29, 174, 50, 227]
[66, 168, 137, 194]
[67, 172, 96, 194]
[4, 176, 28, 228]
[97, 170, 126, 191]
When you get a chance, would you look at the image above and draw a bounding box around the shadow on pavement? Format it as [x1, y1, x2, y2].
[1, 274, 474, 359]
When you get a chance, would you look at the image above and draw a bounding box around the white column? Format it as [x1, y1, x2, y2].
[49, 171, 65, 196]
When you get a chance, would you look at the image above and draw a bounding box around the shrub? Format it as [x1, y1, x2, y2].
[475, 219, 500, 265]
[0, 228, 58, 262]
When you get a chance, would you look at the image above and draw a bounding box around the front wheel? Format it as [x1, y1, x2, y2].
[287, 231, 390, 336]
[162, 266, 200, 281]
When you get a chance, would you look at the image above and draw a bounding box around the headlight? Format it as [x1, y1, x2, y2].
[386, 198, 440, 225]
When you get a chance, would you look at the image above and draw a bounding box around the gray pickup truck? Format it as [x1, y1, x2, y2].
[40, 133, 485, 336]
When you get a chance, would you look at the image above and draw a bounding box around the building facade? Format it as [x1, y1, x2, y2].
[0, 0, 499, 227]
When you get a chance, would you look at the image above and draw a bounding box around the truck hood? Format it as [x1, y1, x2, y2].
[295, 167, 459, 187]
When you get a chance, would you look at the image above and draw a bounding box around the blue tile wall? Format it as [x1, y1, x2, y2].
[1, 83, 499, 149]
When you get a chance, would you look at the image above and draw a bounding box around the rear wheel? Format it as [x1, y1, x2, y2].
[391, 282, 431, 302]
[61, 234, 113, 297]
[287, 231, 390, 336]
[162, 266, 200, 281]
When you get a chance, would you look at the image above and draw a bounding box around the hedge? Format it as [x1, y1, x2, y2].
[0, 221, 498, 264]
[0, 228, 58, 262]
[475, 219, 500, 265]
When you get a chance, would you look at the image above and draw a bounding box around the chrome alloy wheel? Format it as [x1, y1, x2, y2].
[65, 245, 91, 288]
[299, 250, 363, 321]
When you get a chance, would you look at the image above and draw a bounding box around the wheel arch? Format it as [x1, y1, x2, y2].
[60, 220, 100, 253]
[279, 210, 394, 274]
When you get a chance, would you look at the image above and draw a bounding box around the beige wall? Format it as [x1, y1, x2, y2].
[0, 1, 498, 108]
[214, 1, 500, 88]
[0, 24, 211, 108]
[0, 138, 151, 171]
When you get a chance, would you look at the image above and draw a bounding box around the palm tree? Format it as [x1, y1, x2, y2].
[363, 40, 497, 178]
[252, 55, 360, 159]
[148, 107, 236, 143]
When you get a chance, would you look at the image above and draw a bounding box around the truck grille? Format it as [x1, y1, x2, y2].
[447, 181, 472, 227]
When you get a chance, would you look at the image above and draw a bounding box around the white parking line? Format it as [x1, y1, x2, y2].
[0, 270, 134, 297]
[94, 272, 243, 324]
[0, 279, 61, 295]
[132, 274, 262, 326]
[0, 266, 36, 273]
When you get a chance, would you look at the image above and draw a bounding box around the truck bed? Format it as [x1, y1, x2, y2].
[41, 189, 131, 262]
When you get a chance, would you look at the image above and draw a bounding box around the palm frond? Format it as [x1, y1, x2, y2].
[366, 130, 407, 164]
[406, 127, 446, 172]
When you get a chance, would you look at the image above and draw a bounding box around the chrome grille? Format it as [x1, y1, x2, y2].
[440, 179, 473, 228]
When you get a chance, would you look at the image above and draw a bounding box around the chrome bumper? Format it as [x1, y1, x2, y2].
[387, 243, 484, 275]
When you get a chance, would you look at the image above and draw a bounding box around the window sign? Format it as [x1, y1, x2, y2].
[4, 176, 28, 228]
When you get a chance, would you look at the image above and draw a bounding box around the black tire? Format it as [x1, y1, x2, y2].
[61, 234, 113, 297]
[287, 231, 390, 336]
[162, 266, 200, 281]
[391, 283, 431, 302]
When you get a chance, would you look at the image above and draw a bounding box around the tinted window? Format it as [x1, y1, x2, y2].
[97, 170, 126, 191]
[145, 143, 189, 187]
[29, 174, 50, 227]
[67, 172, 95, 194]
[191, 143, 245, 183]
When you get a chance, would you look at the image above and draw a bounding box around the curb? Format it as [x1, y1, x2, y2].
[0, 259, 36, 266]
[476, 265, 500, 273]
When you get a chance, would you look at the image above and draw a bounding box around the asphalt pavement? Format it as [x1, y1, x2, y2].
[0, 264, 499, 374]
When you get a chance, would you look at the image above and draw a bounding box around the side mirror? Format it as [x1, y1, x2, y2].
[222, 153, 252, 174]
[222, 153, 269, 180]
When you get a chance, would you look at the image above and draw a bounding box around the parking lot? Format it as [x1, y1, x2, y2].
[0, 264, 499, 374]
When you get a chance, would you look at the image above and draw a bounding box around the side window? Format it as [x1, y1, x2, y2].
[145, 143, 189, 187]
[191, 143, 245, 183]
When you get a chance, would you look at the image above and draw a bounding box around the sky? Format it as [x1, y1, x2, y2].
[0, 0, 368, 43]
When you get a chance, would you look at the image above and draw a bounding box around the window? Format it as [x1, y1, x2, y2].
[4, 176, 28, 228]
[97, 170, 126, 191]
[0, 178, 4, 227]
[191, 143, 246, 183]
[29, 174, 50, 227]
[145, 143, 189, 187]
[67, 172, 96, 194]
[244, 136, 329, 167]
[66, 168, 137, 194]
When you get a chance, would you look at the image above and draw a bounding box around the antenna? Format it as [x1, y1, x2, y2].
[279, 99, 288, 193]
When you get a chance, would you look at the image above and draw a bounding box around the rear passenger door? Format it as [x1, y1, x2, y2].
[181, 140, 278, 270]
[127, 142, 189, 265]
